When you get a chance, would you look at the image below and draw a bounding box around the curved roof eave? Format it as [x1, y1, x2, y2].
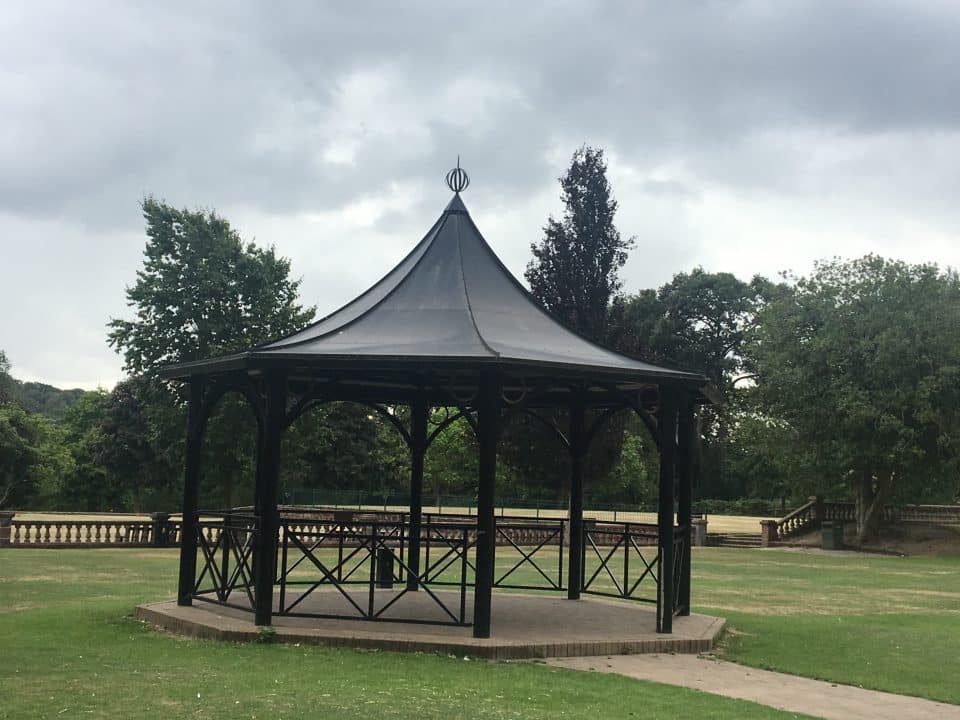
[158, 185, 710, 397]
[159, 349, 705, 385]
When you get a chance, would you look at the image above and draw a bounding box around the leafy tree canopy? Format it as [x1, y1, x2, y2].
[107, 198, 317, 507]
[525, 145, 634, 339]
[510, 146, 635, 497]
[109, 197, 316, 374]
[0, 402, 73, 508]
[748, 255, 960, 538]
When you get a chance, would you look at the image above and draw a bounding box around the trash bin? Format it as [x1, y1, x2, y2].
[821, 521, 844, 550]
[376, 548, 394, 588]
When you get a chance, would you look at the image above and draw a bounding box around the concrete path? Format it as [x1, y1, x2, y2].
[547, 654, 960, 720]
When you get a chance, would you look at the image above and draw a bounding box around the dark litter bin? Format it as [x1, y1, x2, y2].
[376, 548, 395, 588]
[821, 521, 844, 550]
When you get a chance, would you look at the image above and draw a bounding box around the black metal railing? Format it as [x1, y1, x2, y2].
[420, 517, 567, 592]
[187, 510, 686, 630]
[277, 519, 472, 626]
[581, 520, 660, 603]
[192, 512, 259, 612]
[494, 520, 565, 591]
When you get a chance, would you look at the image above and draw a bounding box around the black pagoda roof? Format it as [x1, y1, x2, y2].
[162, 177, 704, 388]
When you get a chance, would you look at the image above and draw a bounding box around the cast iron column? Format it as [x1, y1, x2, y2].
[254, 372, 286, 626]
[177, 379, 205, 606]
[406, 398, 428, 591]
[656, 386, 678, 633]
[566, 396, 586, 600]
[676, 390, 695, 616]
[473, 373, 501, 638]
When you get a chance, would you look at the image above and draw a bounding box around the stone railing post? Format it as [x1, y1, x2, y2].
[0, 511, 15, 546]
[150, 512, 172, 548]
[760, 519, 778, 547]
[812, 495, 825, 523]
[691, 518, 708, 547]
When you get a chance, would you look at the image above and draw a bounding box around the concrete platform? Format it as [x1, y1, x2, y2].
[135, 589, 725, 660]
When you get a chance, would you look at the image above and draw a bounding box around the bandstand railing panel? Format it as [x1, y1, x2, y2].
[420, 517, 567, 592]
[192, 512, 259, 613]
[493, 520, 565, 591]
[186, 510, 680, 629]
[277, 519, 472, 626]
[580, 520, 661, 604]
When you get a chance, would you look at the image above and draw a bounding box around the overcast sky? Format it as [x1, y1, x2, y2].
[2, 1, 959, 390]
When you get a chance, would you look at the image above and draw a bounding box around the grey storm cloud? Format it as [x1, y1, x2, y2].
[2, 1, 960, 387]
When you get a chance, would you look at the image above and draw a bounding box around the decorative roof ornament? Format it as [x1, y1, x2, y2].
[445, 157, 470, 194]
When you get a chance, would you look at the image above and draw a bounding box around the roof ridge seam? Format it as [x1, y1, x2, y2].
[459, 211, 696, 376]
[256, 213, 449, 352]
[252, 212, 447, 351]
[455, 214, 500, 360]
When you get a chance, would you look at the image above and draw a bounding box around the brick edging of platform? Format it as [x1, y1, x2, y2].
[133, 602, 725, 661]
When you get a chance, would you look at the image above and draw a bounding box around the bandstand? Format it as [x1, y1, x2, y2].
[155, 165, 710, 646]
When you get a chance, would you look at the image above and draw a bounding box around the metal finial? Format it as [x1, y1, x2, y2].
[445, 156, 470, 193]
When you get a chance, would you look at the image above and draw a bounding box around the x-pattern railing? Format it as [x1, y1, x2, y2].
[581, 522, 659, 604]
[193, 514, 259, 611]
[494, 522, 564, 591]
[278, 521, 471, 626]
[422, 524, 476, 583]
[189, 511, 681, 630]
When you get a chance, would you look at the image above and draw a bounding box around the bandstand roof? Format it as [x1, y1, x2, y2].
[162, 170, 705, 391]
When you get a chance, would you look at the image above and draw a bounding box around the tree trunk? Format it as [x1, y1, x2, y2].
[0, 474, 15, 509]
[853, 468, 891, 541]
[224, 474, 237, 510]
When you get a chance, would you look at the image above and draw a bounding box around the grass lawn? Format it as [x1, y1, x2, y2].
[2, 546, 958, 717]
[693, 547, 960, 704]
[0, 549, 806, 720]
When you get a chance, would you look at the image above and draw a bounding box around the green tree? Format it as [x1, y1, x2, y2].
[424, 414, 479, 504]
[281, 403, 407, 499]
[748, 255, 960, 539]
[596, 415, 659, 506]
[108, 198, 316, 507]
[525, 146, 634, 339]
[0, 403, 73, 509]
[611, 269, 772, 389]
[18, 383, 164, 512]
[15, 382, 86, 420]
[109, 197, 315, 374]
[722, 411, 821, 511]
[96, 381, 162, 511]
[0, 351, 16, 405]
[58, 390, 115, 511]
[0, 352, 73, 508]
[506, 147, 634, 500]
[609, 269, 778, 498]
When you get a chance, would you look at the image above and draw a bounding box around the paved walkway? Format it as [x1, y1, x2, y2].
[547, 654, 960, 720]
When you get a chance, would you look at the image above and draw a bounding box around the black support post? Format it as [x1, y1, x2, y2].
[406, 398, 428, 591]
[254, 373, 286, 626]
[473, 373, 501, 638]
[567, 397, 586, 600]
[676, 391, 695, 616]
[177, 380, 204, 606]
[656, 387, 678, 633]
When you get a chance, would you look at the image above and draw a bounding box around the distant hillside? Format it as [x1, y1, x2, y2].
[15, 381, 87, 419]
